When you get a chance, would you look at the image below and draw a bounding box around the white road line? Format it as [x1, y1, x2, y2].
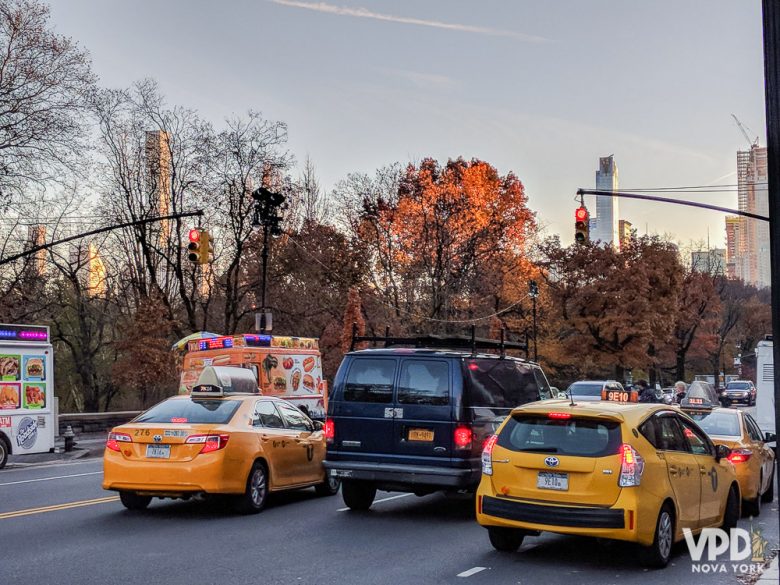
[457, 567, 487, 578]
[337, 492, 413, 512]
[0, 471, 102, 487]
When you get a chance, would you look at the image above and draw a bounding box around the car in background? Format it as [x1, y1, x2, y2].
[565, 380, 624, 402]
[103, 366, 339, 513]
[722, 380, 757, 406]
[476, 397, 739, 568]
[324, 334, 554, 511]
[680, 399, 775, 516]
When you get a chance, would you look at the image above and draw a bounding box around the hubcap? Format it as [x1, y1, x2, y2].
[250, 468, 267, 506]
[658, 512, 672, 559]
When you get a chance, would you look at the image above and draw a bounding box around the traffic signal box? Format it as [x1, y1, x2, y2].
[187, 228, 213, 265]
[575, 206, 589, 244]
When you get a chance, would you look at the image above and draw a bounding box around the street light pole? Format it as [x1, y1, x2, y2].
[251, 187, 286, 333]
[529, 280, 539, 362]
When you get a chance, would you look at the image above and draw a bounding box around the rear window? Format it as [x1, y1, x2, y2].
[135, 399, 241, 424]
[567, 382, 604, 397]
[463, 359, 548, 408]
[497, 415, 622, 457]
[688, 411, 741, 437]
[726, 382, 750, 390]
[398, 359, 449, 405]
[343, 358, 395, 403]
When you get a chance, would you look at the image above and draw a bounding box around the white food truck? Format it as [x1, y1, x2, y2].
[0, 324, 55, 468]
[755, 336, 775, 435]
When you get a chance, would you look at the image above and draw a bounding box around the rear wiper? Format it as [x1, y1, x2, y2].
[521, 447, 558, 453]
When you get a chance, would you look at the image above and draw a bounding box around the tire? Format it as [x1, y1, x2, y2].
[234, 461, 269, 514]
[639, 504, 674, 568]
[487, 527, 525, 552]
[0, 437, 8, 470]
[315, 475, 341, 497]
[743, 474, 762, 517]
[721, 485, 740, 531]
[341, 480, 376, 511]
[119, 491, 152, 511]
[761, 466, 775, 503]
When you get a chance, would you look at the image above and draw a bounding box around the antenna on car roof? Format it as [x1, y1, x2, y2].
[499, 325, 506, 358]
[470, 324, 476, 355]
[384, 325, 390, 347]
[349, 322, 358, 352]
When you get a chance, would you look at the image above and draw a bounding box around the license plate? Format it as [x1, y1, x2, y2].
[537, 471, 568, 491]
[146, 444, 170, 459]
[331, 469, 353, 478]
[408, 428, 434, 442]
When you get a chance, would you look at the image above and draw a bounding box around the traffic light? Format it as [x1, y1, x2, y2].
[575, 206, 589, 244]
[187, 228, 201, 264]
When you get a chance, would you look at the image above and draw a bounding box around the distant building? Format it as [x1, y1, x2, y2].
[724, 216, 742, 280]
[25, 224, 46, 276]
[145, 130, 172, 247]
[69, 242, 108, 297]
[618, 219, 632, 249]
[730, 145, 769, 287]
[591, 155, 620, 249]
[691, 249, 726, 275]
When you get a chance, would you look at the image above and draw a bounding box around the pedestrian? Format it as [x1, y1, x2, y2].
[635, 379, 656, 403]
[673, 380, 687, 404]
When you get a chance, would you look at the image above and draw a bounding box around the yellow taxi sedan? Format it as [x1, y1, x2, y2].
[103, 367, 339, 513]
[476, 399, 739, 568]
[682, 405, 775, 516]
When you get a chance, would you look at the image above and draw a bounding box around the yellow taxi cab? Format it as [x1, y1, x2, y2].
[103, 366, 339, 513]
[476, 397, 740, 568]
[678, 387, 776, 517]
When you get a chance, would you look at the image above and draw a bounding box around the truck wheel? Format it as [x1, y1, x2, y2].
[234, 461, 269, 514]
[761, 466, 775, 503]
[488, 527, 525, 552]
[341, 480, 376, 511]
[0, 437, 8, 469]
[639, 504, 674, 568]
[119, 492, 152, 511]
[315, 475, 341, 496]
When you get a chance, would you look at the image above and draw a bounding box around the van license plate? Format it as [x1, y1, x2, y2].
[537, 472, 568, 491]
[146, 444, 170, 459]
[408, 429, 434, 442]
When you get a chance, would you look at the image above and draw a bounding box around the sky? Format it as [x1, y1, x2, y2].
[47, 0, 767, 247]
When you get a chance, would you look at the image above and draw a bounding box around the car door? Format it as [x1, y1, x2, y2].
[276, 401, 320, 485]
[392, 358, 453, 465]
[745, 414, 774, 495]
[252, 399, 298, 487]
[654, 414, 702, 530]
[677, 417, 728, 527]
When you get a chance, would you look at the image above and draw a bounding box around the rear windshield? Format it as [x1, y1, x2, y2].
[567, 382, 603, 397]
[135, 399, 242, 424]
[687, 411, 741, 437]
[497, 415, 622, 457]
[463, 359, 550, 408]
[726, 382, 750, 390]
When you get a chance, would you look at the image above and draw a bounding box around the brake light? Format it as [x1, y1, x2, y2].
[482, 434, 498, 475]
[324, 418, 335, 443]
[106, 432, 132, 452]
[618, 443, 645, 487]
[548, 412, 571, 420]
[727, 449, 753, 464]
[454, 425, 473, 449]
[186, 433, 229, 454]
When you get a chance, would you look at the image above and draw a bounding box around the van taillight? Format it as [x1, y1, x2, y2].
[618, 443, 644, 487]
[106, 432, 132, 452]
[454, 425, 473, 449]
[324, 418, 335, 443]
[481, 434, 498, 475]
[186, 433, 230, 454]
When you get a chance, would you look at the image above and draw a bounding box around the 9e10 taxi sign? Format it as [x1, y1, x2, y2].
[601, 389, 639, 402]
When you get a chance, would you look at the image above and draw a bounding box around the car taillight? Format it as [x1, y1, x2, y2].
[727, 449, 753, 464]
[454, 425, 473, 449]
[324, 418, 335, 443]
[548, 412, 571, 420]
[618, 443, 644, 487]
[186, 434, 229, 454]
[106, 432, 132, 452]
[482, 434, 498, 476]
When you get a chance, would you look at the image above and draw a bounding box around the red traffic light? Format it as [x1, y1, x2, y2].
[575, 207, 588, 222]
[189, 229, 201, 243]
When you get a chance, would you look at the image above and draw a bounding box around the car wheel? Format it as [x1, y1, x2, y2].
[721, 485, 740, 531]
[315, 475, 341, 497]
[487, 527, 525, 552]
[341, 480, 376, 511]
[0, 437, 8, 470]
[743, 475, 762, 517]
[761, 466, 775, 503]
[119, 491, 152, 511]
[234, 461, 268, 514]
[639, 504, 674, 568]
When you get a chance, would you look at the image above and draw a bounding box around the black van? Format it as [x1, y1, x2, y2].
[323, 335, 553, 510]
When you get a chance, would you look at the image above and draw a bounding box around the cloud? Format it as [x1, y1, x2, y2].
[269, 0, 550, 42]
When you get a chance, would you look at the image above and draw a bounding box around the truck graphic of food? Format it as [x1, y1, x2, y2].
[23, 383, 45, 409]
[0, 383, 20, 409]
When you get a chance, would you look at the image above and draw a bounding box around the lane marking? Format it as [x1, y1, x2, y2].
[457, 567, 487, 578]
[0, 471, 102, 487]
[337, 492, 413, 512]
[5, 458, 103, 472]
[0, 496, 119, 520]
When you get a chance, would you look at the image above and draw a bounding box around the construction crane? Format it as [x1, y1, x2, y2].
[732, 113, 760, 148]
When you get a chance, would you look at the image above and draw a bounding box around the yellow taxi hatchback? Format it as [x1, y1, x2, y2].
[476, 400, 740, 568]
[103, 367, 339, 513]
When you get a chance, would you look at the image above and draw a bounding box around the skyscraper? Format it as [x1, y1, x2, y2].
[618, 219, 633, 249]
[25, 225, 46, 276]
[731, 145, 769, 288]
[592, 155, 620, 248]
[725, 216, 742, 280]
[145, 130, 172, 247]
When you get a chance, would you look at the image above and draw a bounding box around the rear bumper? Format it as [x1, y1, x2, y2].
[481, 495, 624, 529]
[323, 460, 480, 489]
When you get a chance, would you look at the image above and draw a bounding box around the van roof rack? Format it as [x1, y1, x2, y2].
[349, 324, 529, 358]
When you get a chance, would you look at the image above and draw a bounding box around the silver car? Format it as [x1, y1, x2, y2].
[565, 380, 624, 402]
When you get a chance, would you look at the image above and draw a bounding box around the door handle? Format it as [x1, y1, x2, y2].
[668, 465, 678, 476]
[700, 466, 707, 476]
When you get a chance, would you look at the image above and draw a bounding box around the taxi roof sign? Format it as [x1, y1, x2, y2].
[601, 388, 639, 403]
[192, 366, 259, 397]
[679, 380, 718, 411]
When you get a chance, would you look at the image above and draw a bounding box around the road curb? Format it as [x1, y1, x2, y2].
[751, 553, 779, 585]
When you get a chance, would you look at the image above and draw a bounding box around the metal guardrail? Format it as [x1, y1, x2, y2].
[58, 411, 142, 435]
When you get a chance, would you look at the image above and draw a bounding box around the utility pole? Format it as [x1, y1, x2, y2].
[251, 187, 286, 333]
[761, 0, 780, 539]
[529, 280, 539, 362]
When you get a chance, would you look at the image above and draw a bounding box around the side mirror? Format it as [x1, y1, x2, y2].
[715, 444, 731, 462]
[312, 420, 324, 432]
[765, 432, 776, 444]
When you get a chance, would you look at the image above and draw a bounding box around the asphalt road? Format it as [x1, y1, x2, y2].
[0, 456, 777, 585]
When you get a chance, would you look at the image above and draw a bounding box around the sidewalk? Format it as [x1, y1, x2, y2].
[754, 554, 779, 585]
[7, 432, 107, 467]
